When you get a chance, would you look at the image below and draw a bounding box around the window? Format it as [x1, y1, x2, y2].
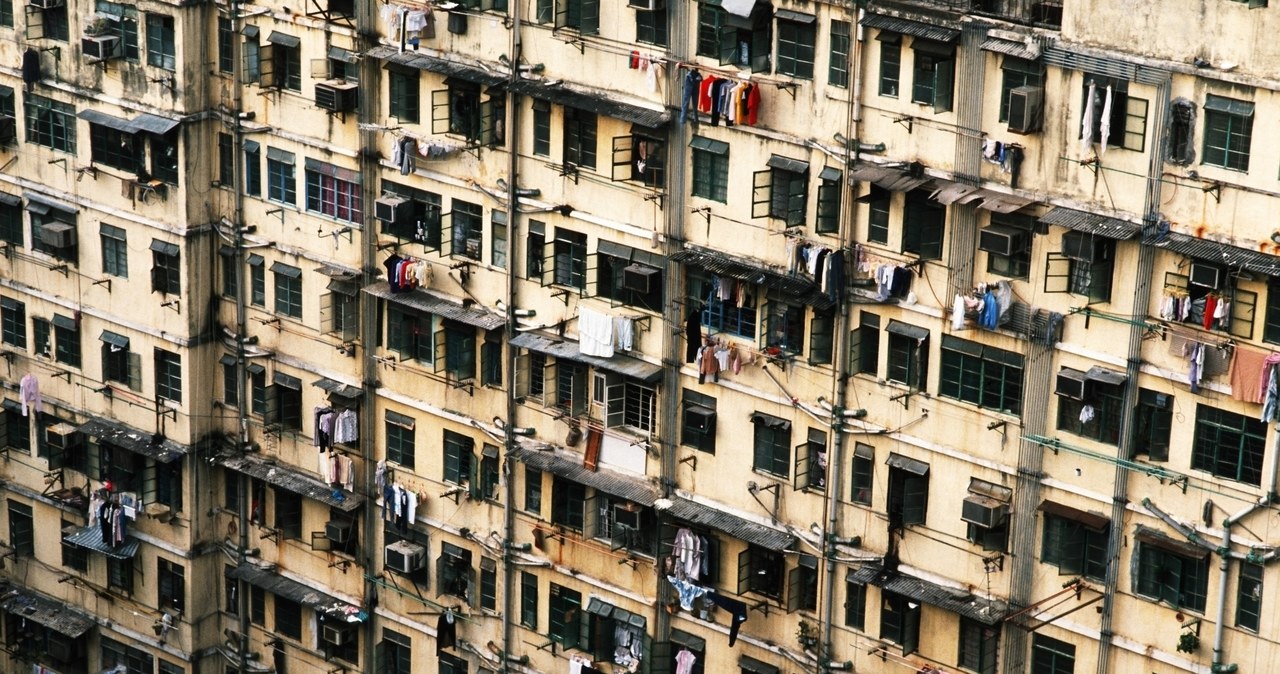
[1203, 94, 1254, 171]
[1135, 534, 1209, 612]
[880, 592, 921, 654]
[864, 184, 890, 244]
[1080, 78, 1146, 152]
[101, 637, 153, 674]
[433, 81, 483, 144]
[448, 198, 482, 260]
[438, 542, 475, 604]
[596, 373, 656, 432]
[689, 272, 757, 338]
[886, 320, 928, 390]
[1166, 98, 1197, 165]
[829, 20, 850, 88]
[272, 262, 302, 319]
[548, 583, 582, 648]
[850, 443, 873, 505]
[939, 336, 1024, 414]
[753, 156, 808, 225]
[851, 311, 880, 376]
[787, 554, 819, 612]
[381, 181, 443, 248]
[89, 123, 141, 173]
[274, 488, 301, 539]
[218, 16, 234, 72]
[101, 224, 128, 278]
[533, 100, 551, 156]
[248, 254, 265, 306]
[844, 575, 866, 629]
[563, 107, 598, 170]
[596, 241, 664, 311]
[999, 57, 1043, 122]
[25, 94, 76, 153]
[388, 67, 421, 123]
[306, 160, 362, 223]
[550, 227, 587, 289]
[775, 13, 815, 79]
[911, 40, 955, 112]
[380, 629, 413, 674]
[443, 430, 474, 487]
[611, 132, 666, 187]
[221, 355, 239, 407]
[878, 33, 901, 96]
[1134, 389, 1173, 461]
[738, 544, 784, 598]
[524, 467, 543, 515]
[902, 189, 944, 259]
[681, 389, 716, 453]
[1237, 562, 1263, 632]
[815, 167, 842, 234]
[52, 314, 80, 367]
[1, 297, 24, 349]
[151, 240, 180, 294]
[275, 596, 302, 640]
[809, 309, 834, 365]
[0, 0, 9, 28]
[481, 329, 502, 387]
[387, 306, 432, 362]
[958, 619, 999, 674]
[479, 446, 499, 501]
[33, 317, 50, 357]
[794, 428, 827, 492]
[30, 203, 78, 263]
[251, 585, 265, 624]
[90, 2, 138, 60]
[217, 133, 234, 187]
[695, 3, 771, 71]
[1192, 404, 1267, 485]
[554, 0, 599, 33]
[263, 32, 302, 91]
[321, 281, 358, 340]
[1056, 369, 1124, 445]
[491, 210, 507, 269]
[385, 411, 415, 468]
[145, 14, 175, 70]
[887, 454, 929, 527]
[157, 558, 185, 612]
[266, 148, 296, 205]
[551, 476, 586, 531]
[1031, 634, 1074, 674]
[1047, 233, 1114, 302]
[751, 412, 791, 478]
[520, 571, 539, 628]
[439, 652, 468, 674]
[7, 500, 31, 556]
[27, 3, 69, 41]
[266, 374, 303, 431]
[61, 517, 87, 571]
[0, 198, 20, 246]
[635, 4, 667, 46]
[154, 349, 181, 402]
[589, 494, 656, 554]
[1040, 504, 1108, 580]
[691, 136, 729, 202]
[108, 556, 134, 593]
[244, 141, 262, 197]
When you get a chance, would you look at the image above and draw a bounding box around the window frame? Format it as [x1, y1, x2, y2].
[774, 14, 816, 79]
[144, 13, 176, 71]
[1191, 404, 1267, 485]
[939, 335, 1024, 415]
[751, 413, 791, 478]
[154, 348, 182, 403]
[691, 136, 729, 203]
[1202, 94, 1254, 172]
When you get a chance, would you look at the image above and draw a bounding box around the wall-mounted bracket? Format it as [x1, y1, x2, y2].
[892, 115, 914, 134]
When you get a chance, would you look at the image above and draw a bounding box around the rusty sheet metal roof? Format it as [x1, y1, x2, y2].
[77, 417, 187, 463]
[847, 163, 933, 193]
[0, 587, 95, 638]
[660, 496, 794, 551]
[860, 12, 960, 43]
[1145, 230, 1280, 277]
[227, 563, 364, 623]
[64, 525, 140, 560]
[670, 247, 834, 310]
[507, 446, 657, 506]
[363, 283, 506, 331]
[1038, 207, 1139, 240]
[508, 332, 663, 383]
[852, 562, 1007, 625]
[369, 46, 508, 86]
[215, 454, 365, 512]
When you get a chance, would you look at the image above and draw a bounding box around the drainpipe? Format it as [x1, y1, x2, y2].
[499, 0, 523, 670]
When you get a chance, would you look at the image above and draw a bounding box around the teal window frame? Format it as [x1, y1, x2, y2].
[154, 348, 182, 402]
[691, 136, 729, 202]
[386, 411, 416, 468]
[939, 335, 1024, 415]
[24, 94, 76, 153]
[1202, 94, 1253, 171]
[774, 15, 816, 79]
[1135, 538, 1209, 612]
[828, 20, 850, 88]
[144, 13, 176, 70]
[1192, 404, 1267, 485]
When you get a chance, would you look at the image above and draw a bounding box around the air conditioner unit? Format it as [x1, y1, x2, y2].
[961, 495, 1007, 529]
[628, 0, 664, 9]
[40, 223, 76, 249]
[81, 34, 121, 61]
[1060, 231, 1096, 263]
[1189, 262, 1223, 289]
[322, 623, 353, 646]
[315, 80, 358, 113]
[978, 225, 1025, 257]
[45, 425, 81, 451]
[375, 195, 411, 225]
[0, 115, 15, 144]
[1007, 86, 1044, 134]
[45, 632, 82, 663]
[684, 405, 714, 432]
[385, 540, 427, 574]
[325, 519, 352, 544]
[622, 264, 659, 294]
[1055, 369, 1088, 401]
[28, 0, 63, 8]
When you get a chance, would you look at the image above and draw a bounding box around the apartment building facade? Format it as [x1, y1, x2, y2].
[0, 0, 1279, 673]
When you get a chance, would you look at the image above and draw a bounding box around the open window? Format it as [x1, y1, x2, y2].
[612, 130, 666, 187]
[437, 542, 476, 605]
[887, 453, 929, 528]
[752, 155, 808, 225]
[554, 0, 600, 33]
[793, 428, 827, 492]
[786, 554, 818, 612]
[880, 591, 921, 655]
[1045, 232, 1114, 303]
[586, 493, 656, 555]
[737, 544, 785, 599]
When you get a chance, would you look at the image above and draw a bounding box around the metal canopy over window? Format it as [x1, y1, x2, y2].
[227, 562, 364, 621]
[509, 331, 663, 383]
[507, 446, 657, 506]
[269, 261, 301, 277]
[150, 240, 179, 256]
[243, 140, 261, 153]
[272, 372, 302, 390]
[1037, 500, 1109, 531]
[859, 12, 959, 43]
[0, 589, 95, 638]
[1134, 524, 1209, 559]
[64, 525, 140, 560]
[363, 282, 506, 331]
[854, 563, 1006, 624]
[266, 31, 301, 48]
[77, 417, 188, 463]
[99, 330, 129, 349]
[313, 377, 364, 400]
[886, 452, 929, 476]
[0, 193, 20, 208]
[1204, 95, 1254, 117]
[328, 46, 359, 63]
[506, 79, 670, 129]
[304, 158, 361, 185]
[1143, 230, 1280, 277]
[670, 247, 834, 309]
[689, 136, 729, 155]
[1084, 365, 1126, 386]
[51, 314, 76, 330]
[23, 192, 74, 216]
[215, 453, 365, 511]
[1038, 207, 1139, 240]
[740, 655, 781, 674]
[670, 629, 706, 652]
[749, 412, 790, 430]
[240, 25, 260, 38]
[368, 46, 508, 86]
[385, 410, 415, 429]
[773, 9, 814, 22]
[657, 495, 795, 551]
[886, 319, 929, 341]
[981, 37, 1041, 61]
[846, 163, 931, 193]
[818, 166, 842, 182]
[766, 154, 809, 174]
[266, 146, 295, 164]
[77, 109, 134, 133]
[129, 113, 180, 135]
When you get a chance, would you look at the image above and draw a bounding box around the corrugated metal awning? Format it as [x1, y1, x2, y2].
[129, 113, 180, 135]
[886, 319, 929, 340]
[0, 588, 96, 638]
[507, 79, 670, 129]
[1134, 524, 1209, 559]
[266, 31, 301, 48]
[509, 332, 662, 383]
[23, 191, 74, 214]
[1085, 365, 1126, 386]
[1037, 501, 1109, 531]
[739, 655, 780, 674]
[857, 563, 1007, 625]
[507, 446, 656, 506]
[77, 108, 134, 132]
[859, 12, 960, 43]
[313, 377, 364, 400]
[1144, 230, 1280, 277]
[886, 452, 929, 476]
[1038, 207, 1139, 240]
[368, 46, 508, 87]
[660, 496, 794, 551]
[766, 154, 809, 174]
[981, 37, 1041, 61]
[227, 563, 364, 623]
[77, 417, 187, 463]
[847, 163, 931, 193]
[64, 525, 140, 560]
[670, 247, 833, 310]
[215, 454, 365, 512]
[363, 282, 506, 331]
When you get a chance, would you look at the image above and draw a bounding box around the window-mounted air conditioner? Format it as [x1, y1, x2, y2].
[375, 195, 411, 225]
[1007, 85, 1044, 134]
[40, 223, 76, 249]
[325, 519, 352, 544]
[315, 81, 358, 113]
[1060, 231, 1097, 263]
[1055, 369, 1088, 401]
[1189, 262, 1223, 289]
[82, 34, 121, 61]
[622, 264, 659, 294]
[322, 623, 353, 645]
[385, 540, 427, 574]
[45, 425, 81, 451]
[978, 225, 1025, 257]
[960, 495, 1007, 529]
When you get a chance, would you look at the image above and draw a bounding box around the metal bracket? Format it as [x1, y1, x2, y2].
[982, 554, 1004, 573]
[773, 81, 797, 100]
[892, 115, 914, 134]
[264, 207, 285, 224]
[678, 454, 697, 470]
[76, 166, 97, 181]
[1202, 180, 1223, 203]
[643, 191, 664, 211]
[50, 370, 71, 382]
[92, 277, 111, 291]
[888, 389, 912, 409]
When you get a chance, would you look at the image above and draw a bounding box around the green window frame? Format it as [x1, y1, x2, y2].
[101, 224, 128, 278]
[902, 188, 945, 259]
[89, 123, 141, 173]
[524, 466, 542, 515]
[108, 556, 134, 593]
[101, 636, 152, 673]
[681, 389, 716, 453]
[1030, 635, 1074, 674]
[33, 317, 50, 358]
[552, 227, 587, 289]
[828, 20, 850, 88]
[1237, 562, 1263, 632]
[248, 254, 265, 306]
[52, 314, 80, 367]
[563, 107, 598, 170]
[388, 67, 421, 123]
[939, 335, 1024, 414]
[1134, 389, 1173, 461]
[480, 558, 497, 611]
[273, 488, 301, 539]
[1135, 537, 1209, 612]
[958, 619, 999, 674]
[878, 33, 900, 97]
[865, 184, 890, 244]
[7, 500, 31, 556]
[760, 299, 804, 355]
[737, 544, 784, 598]
[266, 148, 296, 205]
[887, 458, 928, 527]
[217, 16, 234, 72]
[520, 571, 539, 628]
[635, 5, 667, 46]
[886, 320, 928, 389]
[381, 180, 443, 248]
[154, 348, 182, 403]
[218, 133, 234, 186]
[548, 583, 582, 648]
[691, 136, 729, 202]
[1, 297, 25, 349]
[751, 413, 790, 478]
[1202, 94, 1253, 171]
[305, 162, 363, 223]
[443, 430, 473, 486]
[1056, 376, 1124, 445]
[532, 100, 551, 156]
[244, 141, 262, 197]
[554, 0, 599, 33]
[911, 41, 954, 112]
[815, 167, 841, 234]
[379, 629, 412, 674]
[385, 411, 416, 468]
[551, 476, 585, 531]
[0, 198, 20, 246]
[850, 444, 874, 505]
[145, 13, 176, 70]
[157, 558, 185, 612]
[844, 575, 866, 629]
[775, 14, 816, 79]
[151, 240, 180, 294]
[1040, 508, 1108, 580]
[272, 262, 302, 319]
[1266, 277, 1280, 345]
[880, 591, 921, 654]
[25, 94, 76, 153]
[1192, 404, 1267, 485]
